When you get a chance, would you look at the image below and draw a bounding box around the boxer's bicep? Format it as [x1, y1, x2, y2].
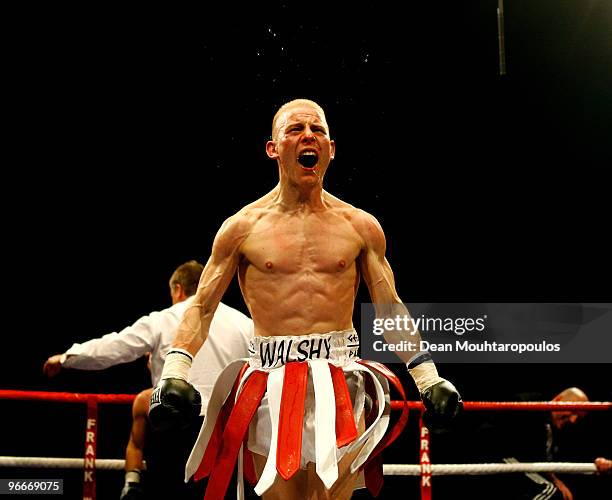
[195, 219, 243, 314]
[362, 247, 402, 308]
[173, 215, 250, 353]
[357, 211, 402, 309]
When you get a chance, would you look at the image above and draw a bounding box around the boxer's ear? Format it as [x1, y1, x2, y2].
[266, 140, 278, 159]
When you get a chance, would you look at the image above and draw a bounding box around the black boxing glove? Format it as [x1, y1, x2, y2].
[120, 470, 143, 499]
[407, 352, 463, 430]
[149, 350, 201, 431]
[421, 379, 463, 429]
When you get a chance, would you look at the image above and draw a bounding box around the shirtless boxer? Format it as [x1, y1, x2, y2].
[121, 387, 151, 499]
[150, 99, 462, 499]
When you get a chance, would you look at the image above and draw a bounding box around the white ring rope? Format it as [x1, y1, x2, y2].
[384, 462, 596, 476]
[0, 457, 595, 475]
[0, 457, 126, 470]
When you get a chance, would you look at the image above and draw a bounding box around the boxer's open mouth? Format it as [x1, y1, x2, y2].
[298, 151, 318, 169]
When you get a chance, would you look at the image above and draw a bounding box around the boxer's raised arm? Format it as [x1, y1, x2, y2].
[173, 215, 249, 356]
[356, 210, 418, 364]
[355, 209, 462, 428]
[149, 214, 250, 431]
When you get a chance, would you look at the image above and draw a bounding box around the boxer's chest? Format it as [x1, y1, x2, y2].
[243, 213, 361, 274]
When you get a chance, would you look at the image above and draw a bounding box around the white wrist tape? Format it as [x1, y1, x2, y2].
[125, 470, 141, 483]
[406, 352, 443, 393]
[160, 349, 193, 381]
[408, 362, 444, 393]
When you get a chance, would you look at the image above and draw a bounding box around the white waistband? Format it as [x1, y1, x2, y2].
[249, 329, 360, 370]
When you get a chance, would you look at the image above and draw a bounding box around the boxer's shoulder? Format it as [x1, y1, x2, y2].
[347, 208, 386, 250]
[215, 208, 259, 250]
[231, 194, 280, 226]
[133, 388, 153, 416]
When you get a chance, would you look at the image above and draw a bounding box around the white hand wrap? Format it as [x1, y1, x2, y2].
[406, 352, 444, 393]
[125, 470, 141, 483]
[408, 363, 444, 393]
[160, 349, 193, 381]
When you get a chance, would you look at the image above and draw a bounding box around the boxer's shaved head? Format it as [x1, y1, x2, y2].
[552, 387, 589, 430]
[271, 99, 328, 141]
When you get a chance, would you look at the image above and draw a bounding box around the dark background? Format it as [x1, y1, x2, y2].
[3, 1, 611, 498]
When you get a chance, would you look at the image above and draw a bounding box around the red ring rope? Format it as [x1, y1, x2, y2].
[1, 390, 610, 500]
[3, 391, 610, 410]
[0, 390, 135, 404]
[390, 401, 612, 411]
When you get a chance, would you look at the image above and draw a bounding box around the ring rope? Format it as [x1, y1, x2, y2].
[0, 457, 126, 470]
[0, 390, 135, 404]
[2, 390, 607, 499]
[384, 462, 597, 475]
[0, 456, 596, 475]
[2, 390, 610, 411]
[390, 401, 612, 411]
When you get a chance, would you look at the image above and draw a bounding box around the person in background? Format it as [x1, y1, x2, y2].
[545, 387, 611, 499]
[43, 260, 254, 498]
